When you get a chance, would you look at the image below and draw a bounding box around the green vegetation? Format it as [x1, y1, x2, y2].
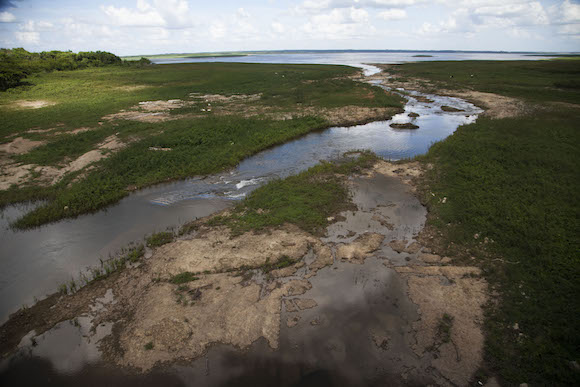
[437, 313, 454, 344]
[259, 255, 296, 273]
[391, 60, 580, 104]
[146, 231, 174, 248]
[57, 243, 145, 295]
[144, 342, 154, 350]
[1, 62, 402, 229]
[399, 60, 580, 385]
[209, 151, 378, 235]
[0, 48, 150, 91]
[170, 272, 199, 284]
[17, 127, 114, 165]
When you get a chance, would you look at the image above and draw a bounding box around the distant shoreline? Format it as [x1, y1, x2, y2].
[121, 49, 580, 60]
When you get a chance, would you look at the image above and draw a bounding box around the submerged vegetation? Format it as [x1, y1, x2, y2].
[0, 61, 403, 228]
[397, 60, 580, 385]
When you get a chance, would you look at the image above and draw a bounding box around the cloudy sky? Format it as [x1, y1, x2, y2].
[0, 0, 579, 55]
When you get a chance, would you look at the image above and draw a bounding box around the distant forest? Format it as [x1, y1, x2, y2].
[0, 48, 151, 91]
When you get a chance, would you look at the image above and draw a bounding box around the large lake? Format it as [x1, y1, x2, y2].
[151, 50, 553, 75]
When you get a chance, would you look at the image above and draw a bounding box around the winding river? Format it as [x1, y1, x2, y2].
[0, 76, 481, 324]
[0, 56, 492, 384]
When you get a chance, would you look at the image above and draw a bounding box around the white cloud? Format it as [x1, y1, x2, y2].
[474, 2, 548, 25]
[0, 11, 15, 23]
[299, 0, 423, 11]
[237, 7, 250, 19]
[101, 0, 192, 28]
[102, 4, 165, 27]
[209, 21, 226, 39]
[303, 7, 374, 39]
[561, 0, 580, 23]
[271, 21, 285, 34]
[559, 23, 580, 35]
[15, 31, 39, 44]
[378, 9, 407, 20]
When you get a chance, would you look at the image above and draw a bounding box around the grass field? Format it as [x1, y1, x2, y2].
[0, 62, 403, 228]
[395, 60, 580, 385]
[391, 59, 580, 104]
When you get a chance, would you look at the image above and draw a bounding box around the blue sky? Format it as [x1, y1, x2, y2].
[0, 0, 579, 55]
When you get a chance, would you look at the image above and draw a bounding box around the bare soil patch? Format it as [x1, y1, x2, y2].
[445, 90, 529, 119]
[0, 157, 489, 385]
[8, 100, 57, 110]
[115, 85, 150, 92]
[0, 137, 46, 155]
[395, 265, 487, 386]
[0, 135, 126, 190]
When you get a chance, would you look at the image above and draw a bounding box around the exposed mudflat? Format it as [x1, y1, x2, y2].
[0, 134, 126, 189]
[0, 160, 488, 386]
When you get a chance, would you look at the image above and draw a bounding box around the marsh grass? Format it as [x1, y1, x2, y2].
[391, 60, 580, 104]
[404, 59, 580, 385]
[170, 272, 199, 285]
[57, 243, 145, 295]
[210, 151, 378, 235]
[146, 231, 174, 248]
[0, 63, 400, 138]
[259, 255, 296, 273]
[1, 63, 402, 228]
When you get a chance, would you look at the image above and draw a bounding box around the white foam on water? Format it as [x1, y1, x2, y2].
[235, 178, 264, 190]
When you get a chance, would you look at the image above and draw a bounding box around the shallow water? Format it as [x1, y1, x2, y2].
[0, 84, 481, 324]
[152, 50, 553, 75]
[1, 173, 434, 386]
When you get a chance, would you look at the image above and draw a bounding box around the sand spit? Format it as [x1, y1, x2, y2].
[445, 90, 529, 119]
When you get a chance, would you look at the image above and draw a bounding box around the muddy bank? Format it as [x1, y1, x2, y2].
[0, 85, 400, 196]
[1, 160, 489, 386]
[369, 64, 529, 120]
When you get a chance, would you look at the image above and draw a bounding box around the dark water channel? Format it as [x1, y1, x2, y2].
[0, 78, 481, 384]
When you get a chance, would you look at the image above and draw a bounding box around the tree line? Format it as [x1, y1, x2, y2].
[0, 48, 151, 91]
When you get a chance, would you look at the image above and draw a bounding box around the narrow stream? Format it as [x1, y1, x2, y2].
[0, 81, 481, 325]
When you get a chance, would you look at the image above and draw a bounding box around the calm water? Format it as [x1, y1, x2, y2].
[152, 50, 553, 75]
